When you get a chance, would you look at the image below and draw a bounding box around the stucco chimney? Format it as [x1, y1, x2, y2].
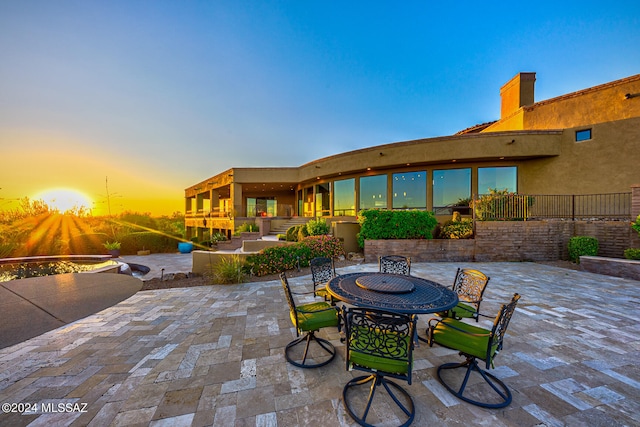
[500, 72, 536, 118]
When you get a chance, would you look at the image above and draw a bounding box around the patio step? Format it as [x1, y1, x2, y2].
[269, 217, 311, 235]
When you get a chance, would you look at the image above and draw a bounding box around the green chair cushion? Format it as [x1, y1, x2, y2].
[294, 301, 338, 332]
[431, 318, 497, 361]
[451, 301, 477, 318]
[349, 327, 411, 375]
[436, 301, 477, 319]
[314, 287, 339, 302]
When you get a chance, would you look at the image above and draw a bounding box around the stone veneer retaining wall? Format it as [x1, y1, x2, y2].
[579, 256, 640, 281]
[364, 220, 640, 263]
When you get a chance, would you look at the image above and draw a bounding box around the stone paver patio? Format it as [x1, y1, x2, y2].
[1, 261, 639, 426]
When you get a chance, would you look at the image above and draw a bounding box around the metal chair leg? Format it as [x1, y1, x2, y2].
[343, 374, 415, 427]
[285, 331, 336, 369]
[436, 357, 512, 408]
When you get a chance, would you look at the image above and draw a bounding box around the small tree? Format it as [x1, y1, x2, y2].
[440, 212, 473, 239]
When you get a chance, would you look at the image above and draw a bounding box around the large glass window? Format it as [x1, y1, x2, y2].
[334, 178, 355, 216]
[360, 175, 387, 210]
[247, 197, 276, 217]
[433, 168, 471, 209]
[393, 171, 426, 209]
[478, 166, 517, 194]
[302, 187, 314, 217]
[315, 183, 331, 217]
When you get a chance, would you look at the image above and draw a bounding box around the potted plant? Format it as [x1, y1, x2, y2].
[103, 241, 121, 258]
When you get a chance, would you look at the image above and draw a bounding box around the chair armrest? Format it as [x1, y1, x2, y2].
[291, 290, 316, 296]
[475, 311, 494, 319]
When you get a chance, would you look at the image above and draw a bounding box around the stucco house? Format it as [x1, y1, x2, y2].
[185, 72, 640, 243]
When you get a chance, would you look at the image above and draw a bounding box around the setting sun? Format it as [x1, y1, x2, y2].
[33, 188, 93, 213]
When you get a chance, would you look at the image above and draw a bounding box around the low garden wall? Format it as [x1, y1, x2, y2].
[579, 256, 640, 281]
[364, 220, 640, 263]
[192, 251, 253, 275]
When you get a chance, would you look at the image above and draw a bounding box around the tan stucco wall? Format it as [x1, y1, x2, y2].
[517, 117, 640, 194]
[297, 131, 562, 184]
[485, 74, 640, 133]
[500, 72, 536, 118]
[523, 75, 640, 130]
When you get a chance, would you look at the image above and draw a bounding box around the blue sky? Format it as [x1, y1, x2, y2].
[1, 1, 639, 215]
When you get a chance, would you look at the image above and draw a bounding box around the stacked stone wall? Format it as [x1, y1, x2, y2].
[363, 239, 474, 263]
[573, 221, 634, 258]
[474, 221, 572, 262]
[364, 220, 637, 262]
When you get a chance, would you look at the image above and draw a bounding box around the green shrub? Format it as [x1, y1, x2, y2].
[245, 236, 344, 276]
[0, 242, 17, 258]
[276, 233, 286, 241]
[632, 215, 640, 236]
[210, 232, 227, 243]
[234, 222, 259, 235]
[119, 232, 178, 255]
[357, 209, 437, 248]
[440, 218, 474, 239]
[568, 236, 599, 263]
[206, 255, 248, 284]
[306, 218, 330, 236]
[68, 233, 110, 254]
[246, 244, 312, 276]
[285, 225, 301, 242]
[297, 224, 310, 241]
[301, 235, 345, 259]
[624, 248, 640, 260]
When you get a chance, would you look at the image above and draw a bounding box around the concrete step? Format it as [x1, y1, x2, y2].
[269, 217, 311, 235]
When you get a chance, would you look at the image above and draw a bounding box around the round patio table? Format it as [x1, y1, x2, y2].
[327, 272, 458, 314]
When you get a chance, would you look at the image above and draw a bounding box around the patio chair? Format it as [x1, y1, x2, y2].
[427, 293, 520, 408]
[436, 268, 490, 322]
[342, 306, 417, 427]
[280, 272, 339, 368]
[379, 255, 411, 276]
[310, 257, 338, 304]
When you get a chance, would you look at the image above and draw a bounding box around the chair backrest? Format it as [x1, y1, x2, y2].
[279, 272, 298, 328]
[343, 307, 416, 383]
[310, 257, 336, 290]
[486, 293, 520, 367]
[379, 255, 411, 275]
[452, 268, 490, 307]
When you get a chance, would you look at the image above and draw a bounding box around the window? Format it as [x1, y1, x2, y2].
[433, 168, 471, 210]
[315, 183, 331, 217]
[576, 129, 592, 142]
[247, 197, 276, 217]
[302, 187, 314, 217]
[360, 175, 387, 210]
[478, 167, 517, 195]
[334, 178, 355, 216]
[393, 171, 426, 209]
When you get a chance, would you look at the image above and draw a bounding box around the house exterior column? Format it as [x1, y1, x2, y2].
[231, 183, 243, 217]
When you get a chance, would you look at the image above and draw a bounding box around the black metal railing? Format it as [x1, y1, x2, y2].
[473, 192, 631, 221]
